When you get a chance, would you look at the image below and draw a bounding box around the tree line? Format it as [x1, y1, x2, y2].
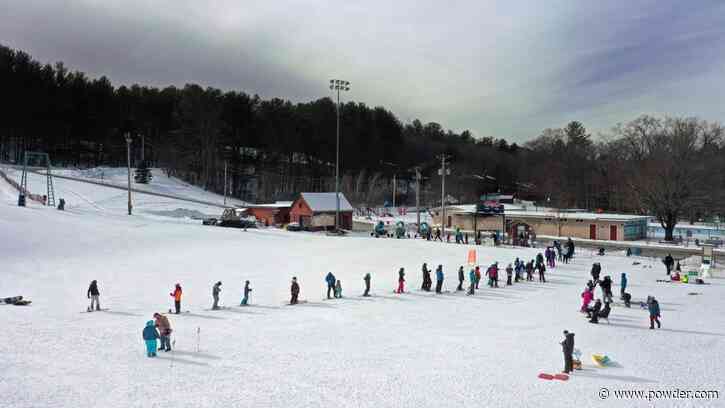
[1, 44, 723, 239]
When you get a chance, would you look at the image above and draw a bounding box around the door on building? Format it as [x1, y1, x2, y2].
[447, 216, 452, 228]
[589, 224, 597, 240]
[610, 225, 617, 241]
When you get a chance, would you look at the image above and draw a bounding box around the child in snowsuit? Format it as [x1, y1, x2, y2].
[212, 281, 222, 310]
[560, 330, 575, 374]
[457, 266, 465, 291]
[588, 300, 602, 324]
[142, 320, 160, 357]
[506, 264, 513, 286]
[87, 280, 100, 311]
[580, 288, 593, 313]
[421, 263, 432, 291]
[591, 263, 601, 282]
[153, 312, 172, 352]
[241, 280, 252, 306]
[620, 273, 627, 299]
[474, 266, 481, 289]
[396, 268, 405, 294]
[537, 263, 546, 283]
[170, 284, 182, 314]
[435, 265, 444, 294]
[325, 272, 336, 299]
[468, 269, 476, 295]
[526, 261, 534, 281]
[290, 277, 300, 304]
[363, 273, 371, 296]
[648, 296, 661, 329]
[600, 276, 613, 303]
[486, 263, 499, 288]
[334, 280, 343, 298]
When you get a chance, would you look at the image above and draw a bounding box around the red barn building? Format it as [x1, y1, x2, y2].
[290, 192, 353, 230]
[246, 201, 293, 226]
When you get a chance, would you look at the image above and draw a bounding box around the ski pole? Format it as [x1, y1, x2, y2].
[196, 327, 200, 353]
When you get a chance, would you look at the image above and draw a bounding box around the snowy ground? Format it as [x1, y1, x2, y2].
[1, 176, 724, 408]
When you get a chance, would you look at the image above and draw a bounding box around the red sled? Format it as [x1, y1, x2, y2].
[538, 373, 569, 381]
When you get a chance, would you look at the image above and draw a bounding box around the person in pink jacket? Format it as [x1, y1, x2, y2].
[580, 287, 594, 313]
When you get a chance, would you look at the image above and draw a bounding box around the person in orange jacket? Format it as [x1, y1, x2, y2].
[170, 283, 182, 314]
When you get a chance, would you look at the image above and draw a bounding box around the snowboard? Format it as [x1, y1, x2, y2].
[81, 308, 109, 313]
[284, 300, 308, 306]
[167, 309, 190, 314]
[538, 373, 569, 381]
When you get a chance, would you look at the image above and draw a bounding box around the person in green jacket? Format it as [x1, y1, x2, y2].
[467, 268, 476, 295]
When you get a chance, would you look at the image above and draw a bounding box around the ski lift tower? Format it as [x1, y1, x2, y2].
[19, 151, 56, 207]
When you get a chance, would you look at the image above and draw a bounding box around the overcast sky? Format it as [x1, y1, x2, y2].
[3, 0, 725, 142]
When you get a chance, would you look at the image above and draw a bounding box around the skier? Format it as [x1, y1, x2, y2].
[620, 273, 627, 299]
[241, 280, 252, 306]
[435, 265, 444, 294]
[588, 299, 602, 324]
[363, 273, 371, 297]
[87, 280, 100, 312]
[536, 253, 544, 269]
[474, 266, 481, 289]
[600, 276, 613, 303]
[486, 263, 499, 288]
[560, 330, 575, 374]
[526, 261, 534, 281]
[290, 277, 300, 305]
[580, 287, 593, 313]
[421, 263, 432, 291]
[325, 272, 336, 299]
[537, 262, 546, 283]
[506, 264, 513, 286]
[467, 268, 476, 295]
[663, 254, 674, 275]
[434, 228, 442, 242]
[648, 296, 661, 329]
[334, 280, 343, 298]
[142, 320, 160, 358]
[396, 268, 406, 294]
[514, 258, 522, 282]
[212, 281, 222, 310]
[591, 263, 601, 282]
[153, 312, 172, 352]
[457, 266, 465, 291]
[170, 283, 182, 314]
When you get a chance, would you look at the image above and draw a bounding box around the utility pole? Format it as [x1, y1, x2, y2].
[140, 133, 145, 162]
[392, 173, 396, 208]
[329, 79, 350, 231]
[415, 167, 421, 233]
[438, 154, 451, 237]
[125, 132, 133, 215]
[223, 160, 228, 206]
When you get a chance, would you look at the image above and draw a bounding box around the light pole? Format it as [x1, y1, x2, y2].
[125, 132, 133, 215]
[330, 79, 350, 231]
[437, 154, 451, 237]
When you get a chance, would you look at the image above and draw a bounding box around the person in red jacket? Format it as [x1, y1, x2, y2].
[170, 283, 182, 314]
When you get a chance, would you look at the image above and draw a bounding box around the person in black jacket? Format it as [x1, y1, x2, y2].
[663, 254, 674, 275]
[589, 299, 602, 324]
[87, 280, 100, 311]
[560, 330, 575, 374]
[363, 273, 371, 297]
[591, 263, 601, 282]
[290, 277, 300, 304]
[600, 276, 613, 303]
[421, 263, 432, 291]
[457, 266, 465, 291]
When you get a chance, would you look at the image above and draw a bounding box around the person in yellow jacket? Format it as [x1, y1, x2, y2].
[170, 283, 182, 314]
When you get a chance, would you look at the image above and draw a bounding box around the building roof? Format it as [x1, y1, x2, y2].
[246, 201, 293, 209]
[299, 192, 353, 212]
[446, 204, 649, 222]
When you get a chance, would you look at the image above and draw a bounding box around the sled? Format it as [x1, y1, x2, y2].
[538, 373, 569, 381]
[591, 354, 611, 367]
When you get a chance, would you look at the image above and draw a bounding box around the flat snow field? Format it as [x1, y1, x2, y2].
[1, 180, 724, 408]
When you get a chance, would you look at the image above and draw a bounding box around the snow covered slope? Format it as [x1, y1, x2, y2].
[0, 177, 723, 408]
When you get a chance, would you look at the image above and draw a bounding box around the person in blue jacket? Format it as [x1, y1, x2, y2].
[142, 320, 160, 357]
[620, 273, 628, 299]
[648, 296, 661, 329]
[467, 268, 476, 295]
[435, 265, 444, 294]
[325, 272, 336, 299]
[241, 280, 252, 306]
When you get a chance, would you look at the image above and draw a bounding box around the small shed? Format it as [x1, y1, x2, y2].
[246, 201, 293, 226]
[290, 192, 353, 230]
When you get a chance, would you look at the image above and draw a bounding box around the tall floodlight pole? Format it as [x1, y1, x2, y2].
[415, 167, 421, 233]
[223, 160, 228, 206]
[125, 132, 133, 215]
[438, 154, 451, 237]
[330, 79, 350, 231]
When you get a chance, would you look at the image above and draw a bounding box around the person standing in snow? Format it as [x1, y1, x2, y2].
[560, 330, 575, 374]
[87, 280, 100, 312]
[363, 273, 371, 297]
[421, 263, 432, 291]
[153, 312, 172, 352]
[591, 263, 602, 283]
[435, 265, 444, 294]
[241, 280, 252, 306]
[434, 228, 442, 242]
[588, 299, 602, 324]
[474, 266, 481, 289]
[467, 268, 476, 295]
[290, 277, 300, 304]
[537, 262, 546, 283]
[663, 254, 674, 275]
[486, 263, 499, 287]
[170, 284, 182, 314]
[334, 280, 343, 298]
[506, 264, 513, 286]
[142, 320, 160, 358]
[212, 281, 222, 310]
[526, 260, 534, 281]
[325, 272, 336, 299]
[457, 266, 465, 291]
[648, 296, 661, 329]
[620, 273, 627, 299]
[396, 268, 406, 294]
[600, 276, 613, 303]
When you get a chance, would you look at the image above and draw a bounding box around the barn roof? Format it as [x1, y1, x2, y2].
[299, 192, 353, 212]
